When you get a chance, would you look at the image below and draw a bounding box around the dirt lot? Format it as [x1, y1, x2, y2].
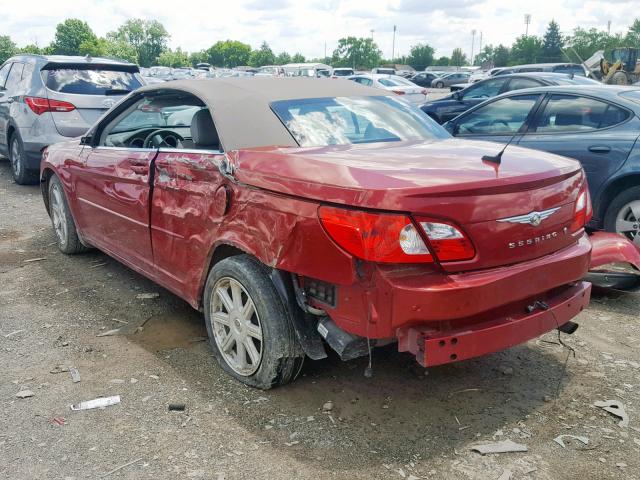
[1, 158, 639, 480]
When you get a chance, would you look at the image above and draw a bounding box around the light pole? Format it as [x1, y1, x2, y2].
[470, 29, 476, 66]
[370, 29, 375, 40]
[391, 25, 397, 62]
[524, 14, 531, 37]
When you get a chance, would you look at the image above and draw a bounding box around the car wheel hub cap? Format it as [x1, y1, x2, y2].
[615, 200, 640, 246]
[210, 277, 263, 376]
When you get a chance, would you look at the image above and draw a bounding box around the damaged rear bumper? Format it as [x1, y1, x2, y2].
[397, 281, 591, 367]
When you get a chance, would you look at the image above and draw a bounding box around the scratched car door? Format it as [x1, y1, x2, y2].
[77, 146, 157, 271]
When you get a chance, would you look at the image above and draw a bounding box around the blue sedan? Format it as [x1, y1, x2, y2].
[443, 85, 640, 245]
[421, 73, 599, 124]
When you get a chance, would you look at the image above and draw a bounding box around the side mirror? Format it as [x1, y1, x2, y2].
[80, 135, 92, 146]
[453, 91, 463, 101]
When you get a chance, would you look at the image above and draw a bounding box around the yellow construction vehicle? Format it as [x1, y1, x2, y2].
[600, 47, 640, 85]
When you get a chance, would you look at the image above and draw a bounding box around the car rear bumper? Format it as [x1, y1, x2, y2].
[397, 281, 591, 367]
[317, 234, 592, 341]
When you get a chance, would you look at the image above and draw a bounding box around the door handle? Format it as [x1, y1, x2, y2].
[588, 145, 611, 153]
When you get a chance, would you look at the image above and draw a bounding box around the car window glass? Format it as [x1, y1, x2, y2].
[102, 94, 211, 149]
[44, 68, 142, 95]
[535, 95, 630, 133]
[5, 63, 24, 91]
[271, 95, 449, 147]
[456, 94, 539, 135]
[505, 78, 543, 91]
[356, 77, 372, 86]
[462, 78, 505, 99]
[0, 63, 12, 88]
[552, 65, 585, 76]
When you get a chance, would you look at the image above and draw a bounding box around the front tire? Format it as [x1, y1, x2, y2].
[436, 81, 445, 88]
[604, 186, 640, 245]
[48, 175, 89, 254]
[204, 255, 305, 389]
[9, 134, 38, 185]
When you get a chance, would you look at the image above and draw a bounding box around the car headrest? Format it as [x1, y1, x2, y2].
[191, 109, 219, 148]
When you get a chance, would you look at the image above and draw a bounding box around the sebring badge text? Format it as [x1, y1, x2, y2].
[508, 227, 569, 249]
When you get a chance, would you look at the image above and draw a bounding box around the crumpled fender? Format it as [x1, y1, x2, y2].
[589, 231, 640, 271]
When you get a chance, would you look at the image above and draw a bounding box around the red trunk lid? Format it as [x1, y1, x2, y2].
[231, 139, 585, 271]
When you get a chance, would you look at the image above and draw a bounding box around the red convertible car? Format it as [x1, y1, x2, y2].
[41, 78, 593, 389]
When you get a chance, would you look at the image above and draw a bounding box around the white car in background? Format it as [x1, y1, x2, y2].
[348, 74, 428, 104]
[469, 67, 506, 83]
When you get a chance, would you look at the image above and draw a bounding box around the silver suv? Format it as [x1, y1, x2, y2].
[0, 55, 143, 184]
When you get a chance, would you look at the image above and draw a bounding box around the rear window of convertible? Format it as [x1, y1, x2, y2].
[271, 96, 449, 147]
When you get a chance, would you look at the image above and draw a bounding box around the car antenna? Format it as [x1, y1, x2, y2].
[481, 127, 523, 165]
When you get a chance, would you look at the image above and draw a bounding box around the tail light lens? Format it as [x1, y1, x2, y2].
[318, 206, 476, 264]
[419, 221, 476, 261]
[391, 90, 406, 95]
[570, 183, 592, 232]
[25, 97, 75, 115]
[319, 206, 433, 263]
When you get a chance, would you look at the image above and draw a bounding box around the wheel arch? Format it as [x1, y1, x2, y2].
[40, 167, 56, 215]
[596, 173, 640, 225]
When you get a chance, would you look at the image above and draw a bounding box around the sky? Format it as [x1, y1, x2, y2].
[2, 0, 637, 60]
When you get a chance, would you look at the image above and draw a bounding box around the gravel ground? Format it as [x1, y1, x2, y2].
[1, 157, 639, 480]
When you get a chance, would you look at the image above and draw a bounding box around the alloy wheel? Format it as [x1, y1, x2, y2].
[210, 277, 263, 376]
[50, 183, 68, 247]
[10, 139, 21, 178]
[615, 200, 640, 246]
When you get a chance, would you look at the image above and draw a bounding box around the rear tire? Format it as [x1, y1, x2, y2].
[48, 175, 89, 254]
[9, 133, 38, 185]
[611, 71, 628, 86]
[436, 81, 444, 88]
[204, 255, 305, 389]
[604, 186, 640, 245]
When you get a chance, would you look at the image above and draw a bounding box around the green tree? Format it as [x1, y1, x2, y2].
[189, 50, 209, 67]
[494, 45, 511, 67]
[207, 40, 252, 67]
[19, 44, 43, 55]
[510, 35, 543, 65]
[625, 18, 640, 49]
[291, 52, 306, 63]
[0, 35, 17, 63]
[331, 37, 381, 69]
[50, 18, 97, 55]
[565, 27, 621, 62]
[275, 51, 291, 64]
[108, 19, 170, 67]
[474, 45, 494, 66]
[434, 56, 450, 66]
[76, 37, 137, 63]
[407, 43, 435, 70]
[449, 48, 467, 67]
[156, 48, 190, 67]
[542, 20, 564, 62]
[249, 41, 276, 67]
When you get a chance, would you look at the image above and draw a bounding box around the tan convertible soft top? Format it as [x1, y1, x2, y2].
[136, 77, 393, 151]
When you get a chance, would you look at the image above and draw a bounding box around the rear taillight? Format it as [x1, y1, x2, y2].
[418, 221, 476, 261]
[25, 97, 75, 115]
[319, 206, 433, 263]
[318, 206, 475, 264]
[570, 183, 592, 232]
[391, 90, 406, 95]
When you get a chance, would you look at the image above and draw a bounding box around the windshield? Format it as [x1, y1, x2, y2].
[333, 69, 354, 76]
[271, 96, 449, 147]
[44, 68, 142, 95]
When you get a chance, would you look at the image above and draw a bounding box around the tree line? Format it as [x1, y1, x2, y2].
[1, 17, 639, 70]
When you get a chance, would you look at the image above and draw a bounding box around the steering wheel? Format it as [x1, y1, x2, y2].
[143, 129, 185, 149]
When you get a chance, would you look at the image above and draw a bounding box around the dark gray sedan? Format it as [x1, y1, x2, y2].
[444, 85, 640, 244]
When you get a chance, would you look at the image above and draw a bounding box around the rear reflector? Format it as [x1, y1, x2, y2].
[25, 97, 75, 115]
